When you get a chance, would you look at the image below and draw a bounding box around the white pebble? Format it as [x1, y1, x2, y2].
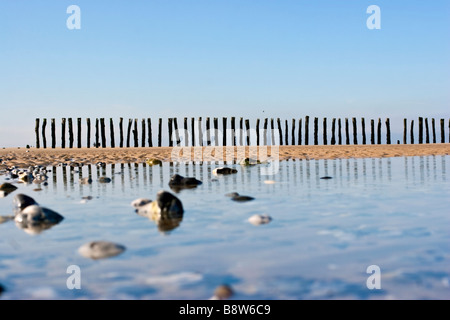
[248, 214, 272, 226]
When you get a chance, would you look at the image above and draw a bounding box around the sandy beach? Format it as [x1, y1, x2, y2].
[0, 144, 449, 168]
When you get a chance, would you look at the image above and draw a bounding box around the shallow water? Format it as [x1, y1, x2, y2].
[0, 156, 449, 300]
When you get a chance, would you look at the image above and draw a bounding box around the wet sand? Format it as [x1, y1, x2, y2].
[0, 144, 449, 168]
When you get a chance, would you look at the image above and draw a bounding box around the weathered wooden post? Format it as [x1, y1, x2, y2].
[173, 117, 180, 146]
[147, 118, 153, 147]
[191, 117, 195, 147]
[277, 118, 283, 145]
[291, 119, 295, 146]
[418, 117, 423, 144]
[158, 118, 162, 147]
[245, 119, 250, 146]
[222, 117, 227, 146]
[313, 117, 319, 145]
[361, 118, 366, 145]
[338, 118, 342, 145]
[331, 118, 336, 145]
[110, 118, 115, 148]
[345, 118, 349, 145]
[323, 118, 327, 145]
[51, 118, 56, 148]
[440, 119, 445, 143]
[370, 119, 375, 145]
[77, 118, 82, 148]
[141, 119, 146, 147]
[377, 118, 382, 145]
[61, 118, 66, 148]
[206, 117, 211, 146]
[126, 119, 132, 148]
[304, 116, 309, 145]
[231, 117, 236, 146]
[100, 118, 106, 148]
[35, 118, 40, 148]
[86, 118, 91, 148]
[119, 117, 124, 148]
[214, 117, 219, 146]
[410, 120, 414, 144]
[432, 118, 436, 143]
[352, 117, 357, 145]
[298, 118, 302, 145]
[256, 118, 261, 146]
[68, 118, 74, 148]
[133, 119, 138, 147]
[270, 118, 275, 145]
[403, 118, 407, 144]
[263, 118, 268, 145]
[240, 117, 244, 146]
[42, 118, 47, 149]
[386, 118, 391, 145]
[168, 118, 173, 147]
[198, 117, 203, 147]
[285, 120, 288, 145]
[425, 118, 430, 143]
[184, 117, 188, 147]
[95, 118, 99, 148]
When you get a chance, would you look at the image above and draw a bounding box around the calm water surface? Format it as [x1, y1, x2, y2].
[0, 156, 449, 300]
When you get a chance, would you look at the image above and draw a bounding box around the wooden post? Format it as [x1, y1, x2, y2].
[68, 118, 74, 148]
[110, 118, 115, 148]
[263, 118, 268, 145]
[410, 120, 415, 144]
[377, 118, 382, 145]
[386, 118, 391, 145]
[95, 118, 99, 148]
[285, 120, 288, 145]
[191, 117, 195, 147]
[51, 118, 56, 148]
[240, 117, 244, 146]
[370, 119, 375, 145]
[168, 118, 173, 147]
[133, 119, 138, 147]
[403, 118, 407, 144]
[147, 118, 153, 147]
[431, 118, 436, 143]
[198, 117, 203, 147]
[291, 119, 295, 146]
[222, 117, 227, 146]
[256, 118, 261, 146]
[304, 116, 309, 145]
[184, 117, 188, 147]
[126, 118, 132, 148]
[298, 118, 302, 145]
[323, 118, 327, 145]
[338, 118, 342, 145]
[141, 119, 146, 147]
[277, 118, 283, 145]
[231, 117, 236, 146]
[425, 118, 430, 143]
[345, 118, 349, 145]
[86, 118, 91, 148]
[361, 118, 366, 145]
[42, 118, 47, 149]
[119, 118, 124, 148]
[418, 117, 423, 144]
[331, 118, 336, 145]
[245, 119, 250, 146]
[214, 117, 219, 146]
[440, 119, 445, 143]
[35, 118, 40, 148]
[173, 117, 180, 146]
[352, 117, 357, 145]
[206, 117, 211, 146]
[61, 118, 66, 149]
[77, 118, 82, 148]
[270, 118, 275, 145]
[158, 118, 162, 147]
[100, 118, 106, 148]
[313, 117, 319, 145]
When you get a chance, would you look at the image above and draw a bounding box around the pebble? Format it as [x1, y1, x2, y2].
[248, 214, 272, 226]
[212, 167, 237, 175]
[78, 241, 126, 260]
[168, 174, 202, 191]
[320, 176, 333, 179]
[146, 158, 162, 166]
[79, 177, 93, 184]
[0, 182, 17, 197]
[98, 177, 112, 183]
[226, 192, 254, 202]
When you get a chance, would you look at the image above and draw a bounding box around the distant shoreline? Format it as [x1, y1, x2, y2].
[0, 144, 449, 168]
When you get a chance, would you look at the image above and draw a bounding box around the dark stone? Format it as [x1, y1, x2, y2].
[13, 194, 38, 213]
[320, 176, 333, 179]
[168, 174, 202, 192]
[226, 192, 254, 202]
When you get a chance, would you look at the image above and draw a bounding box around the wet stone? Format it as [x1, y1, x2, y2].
[98, 177, 112, 183]
[168, 174, 202, 191]
[212, 167, 238, 175]
[226, 192, 254, 202]
[13, 193, 38, 213]
[78, 240, 126, 260]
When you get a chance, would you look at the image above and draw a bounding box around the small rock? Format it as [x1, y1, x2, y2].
[78, 241, 126, 260]
[226, 192, 254, 202]
[212, 167, 237, 175]
[79, 177, 93, 184]
[168, 174, 202, 191]
[0, 182, 17, 197]
[320, 176, 333, 180]
[98, 177, 112, 183]
[211, 284, 234, 300]
[239, 158, 261, 166]
[146, 158, 162, 166]
[248, 214, 272, 226]
[13, 194, 38, 213]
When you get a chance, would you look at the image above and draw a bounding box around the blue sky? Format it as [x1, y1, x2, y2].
[0, 0, 449, 147]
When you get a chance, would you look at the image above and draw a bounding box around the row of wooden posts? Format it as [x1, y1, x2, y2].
[34, 116, 450, 149]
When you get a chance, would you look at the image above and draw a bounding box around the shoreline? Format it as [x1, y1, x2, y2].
[0, 144, 449, 168]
